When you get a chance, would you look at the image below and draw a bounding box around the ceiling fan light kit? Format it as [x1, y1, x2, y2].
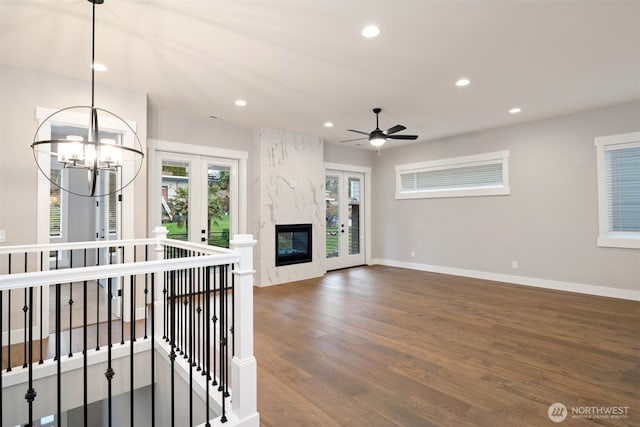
[342, 107, 419, 148]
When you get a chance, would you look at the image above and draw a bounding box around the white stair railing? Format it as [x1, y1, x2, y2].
[0, 230, 258, 427]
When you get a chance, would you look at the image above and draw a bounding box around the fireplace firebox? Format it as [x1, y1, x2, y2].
[275, 224, 312, 266]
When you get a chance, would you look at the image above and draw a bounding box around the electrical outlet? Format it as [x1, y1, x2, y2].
[0, 230, 5, 243]
[512, 261, 518, 269]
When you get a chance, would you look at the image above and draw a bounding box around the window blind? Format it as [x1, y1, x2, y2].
[401, 162, 503, 192]
[605, 146, 640, 232]
[108, 171, 118, 234]
[49, 169, 62, 237]
[396, 151, 509, 199]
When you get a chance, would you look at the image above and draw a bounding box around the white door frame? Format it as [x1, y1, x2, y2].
[324, 162, 372, 270]
[35, 106, 138, 335]
[148, 139, 249, 238]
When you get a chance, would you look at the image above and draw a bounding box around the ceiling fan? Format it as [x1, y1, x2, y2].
[342, 108, 418, 147]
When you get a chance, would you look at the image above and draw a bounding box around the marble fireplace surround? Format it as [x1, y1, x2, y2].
[252, 128, 325, 286]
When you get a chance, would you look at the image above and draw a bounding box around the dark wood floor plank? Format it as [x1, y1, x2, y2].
[254, 265, 639, 427]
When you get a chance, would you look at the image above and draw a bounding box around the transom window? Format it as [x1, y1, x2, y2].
[395, 151, 510, 199]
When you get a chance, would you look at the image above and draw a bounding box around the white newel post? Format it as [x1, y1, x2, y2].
[230, 234, 259, 425]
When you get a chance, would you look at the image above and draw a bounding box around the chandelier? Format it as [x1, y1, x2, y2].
[31, 0, 144, 197]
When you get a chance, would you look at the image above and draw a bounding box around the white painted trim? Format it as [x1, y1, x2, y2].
[149, 138, 248, 160]
[148, 138, 248, 239]
[395, 150, 510, 199]
[372, 258, 640, 301]
[394, 150, 510, 172]
[594, 132, 640, 250]
[324, 163, 373, 268]
[594, 131, 640, 147]
[36, 106, 137, 133]
[2, 338, 151, 387]
[35, 105, 140, 350]
[1, 326, 44, 346]
[0, 252, 240, 290]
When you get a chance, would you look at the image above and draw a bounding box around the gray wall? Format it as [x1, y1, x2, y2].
[372, 101, 640, 291]
[324, 142, 375, 168]
[147, 105, 254, 153]
[0, 64, 148, 244]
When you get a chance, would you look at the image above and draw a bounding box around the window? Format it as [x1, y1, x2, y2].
[108, 171, 118, 234]
[595, 132, 640, 249]
[49, 168, 62, 237]
[395, 151, 510, 199]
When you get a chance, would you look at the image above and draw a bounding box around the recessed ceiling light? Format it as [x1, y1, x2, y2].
[361, 25, 380, 38]
[509, 107, 522, 114]
[324, 122, 334, 128]
[92, 63, 108, 72]
[455, 78, 470, 87]
[235, 99, 247, 107]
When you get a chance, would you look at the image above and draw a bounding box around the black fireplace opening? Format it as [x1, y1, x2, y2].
[276, 224, 312, 266]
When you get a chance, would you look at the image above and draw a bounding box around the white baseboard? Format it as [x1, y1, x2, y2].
[372, 258, 640, 301]
[136, 306, 147, 321]
[2, 326, 44, 346]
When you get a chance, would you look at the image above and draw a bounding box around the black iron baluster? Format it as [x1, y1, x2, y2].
[212, 265, 217, 386]
[68, 250, 73, 358]
[0, 285, 3, 427]
[83, 249, 88, 426]
[23, 252, 28, 368]
[163, 246, 168, 342]
[205, 266, 211, 427]
[39, 252, 44, 365]
[106, 277, 114, 427]
[189, 266, 194, 427]
[219, 266, 227, 424]
[150, 271, 156, 427]
[170, 270, 176, 427]
[144, 246, 149, 339]
[223, 264, 230, 398]
[7, 253, 12, 373]
[130, 272, 135, 427]
[56, 280, 61, 426]
[196, 265, 202, 372]
[120, 247, 125, 346]
[176, 260, 184, 356]
[26, 285, 36, 427]
[96, 247, 100, 351]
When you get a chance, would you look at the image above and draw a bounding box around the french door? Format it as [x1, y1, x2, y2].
[157, 153, 238, 248]
[325, 170, 365, 270]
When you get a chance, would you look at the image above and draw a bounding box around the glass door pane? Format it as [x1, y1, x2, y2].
[325, 175, 340, 259]
[348, 177, 361, 256]
[207, 163, 231, 248]
[161, 160, 190, 241]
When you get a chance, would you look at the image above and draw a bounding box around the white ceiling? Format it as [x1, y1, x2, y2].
[1, 0, 639, 149]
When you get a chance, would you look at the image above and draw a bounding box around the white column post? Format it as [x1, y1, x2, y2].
[230, 234, 259, 425]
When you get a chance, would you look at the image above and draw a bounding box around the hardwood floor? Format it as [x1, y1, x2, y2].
[254, 265, 639, 427]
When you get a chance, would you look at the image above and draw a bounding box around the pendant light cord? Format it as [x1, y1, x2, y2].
[91, 0, 96, 108]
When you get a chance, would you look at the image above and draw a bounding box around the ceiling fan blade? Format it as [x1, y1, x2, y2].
[387, 134, 418, 140]
[385, 124, 406, 135]
[340, 137, 368, 143]
[346, 129, 370, 136]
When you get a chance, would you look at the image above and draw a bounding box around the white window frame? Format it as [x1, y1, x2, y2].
[395, 150, 510, 199]
[594, 131, 640, 249]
